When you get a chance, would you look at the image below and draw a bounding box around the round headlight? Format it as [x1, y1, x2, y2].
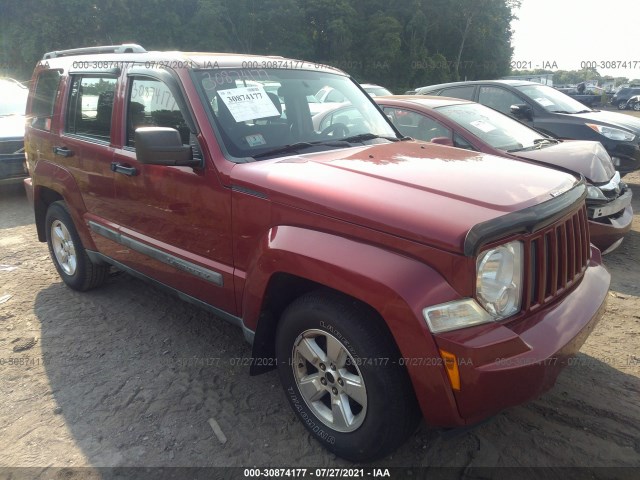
[476, 241, 523, 319]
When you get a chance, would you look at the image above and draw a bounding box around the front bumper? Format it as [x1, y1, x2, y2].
[432, 247, 609, 425]
[587, 188, 633, 252]
[589, 204, 633, 253]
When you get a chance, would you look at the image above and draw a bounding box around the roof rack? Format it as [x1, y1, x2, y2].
[42, 44, 146, 59]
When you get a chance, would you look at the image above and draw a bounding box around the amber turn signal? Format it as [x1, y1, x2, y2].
[439, 349, 461, 391]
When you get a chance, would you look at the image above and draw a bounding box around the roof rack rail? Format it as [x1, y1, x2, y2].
[42, 44, 146, 59]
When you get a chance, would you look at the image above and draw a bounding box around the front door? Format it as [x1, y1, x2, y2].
[108, 73, 236, 313]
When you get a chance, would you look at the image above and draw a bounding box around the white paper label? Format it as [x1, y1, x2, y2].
[470, 120, 496, 133]
[534, 97, 554, 107]
[218, 86, 279, 122]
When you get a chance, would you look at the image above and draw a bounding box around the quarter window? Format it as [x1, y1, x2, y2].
[453, 133, 477, 151]
[66, 76, 117, 141]
[440, 86, 475, 101]
[30, 70, 62, 131]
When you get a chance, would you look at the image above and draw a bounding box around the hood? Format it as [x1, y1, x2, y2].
[513, 140, 616, 184]
[570, 110, 640, 134]
[231, 142, 579, 254]
[0, 114, 26, 139]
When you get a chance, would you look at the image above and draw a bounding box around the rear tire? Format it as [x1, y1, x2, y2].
[275, 290, 420, 462]
[617, 101, 627, 110]
[45, 201, 109, 291]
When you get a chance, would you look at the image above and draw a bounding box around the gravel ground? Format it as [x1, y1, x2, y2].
[0, 170, 639, 479]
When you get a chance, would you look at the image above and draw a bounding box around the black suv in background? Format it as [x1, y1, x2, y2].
[414, 80, 640, 174]
[611, 87, 640, 110]
[0, 78, 29, 185]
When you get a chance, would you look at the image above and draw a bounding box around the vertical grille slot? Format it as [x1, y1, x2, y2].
[558, 222, 568, 288]
[566, 216, 576, 278]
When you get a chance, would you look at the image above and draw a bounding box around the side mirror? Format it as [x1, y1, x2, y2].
[135, 127, 200, 167]
[510, 103, 533, 121]
[431, 136, 454, 147]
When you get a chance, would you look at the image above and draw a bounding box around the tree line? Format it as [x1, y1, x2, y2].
[1, 0, 519, 92]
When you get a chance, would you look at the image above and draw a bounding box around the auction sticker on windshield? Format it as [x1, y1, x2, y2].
[218, 86, 279, 122]
[534, 97, 554, 107]
[470, 120, 496, 133]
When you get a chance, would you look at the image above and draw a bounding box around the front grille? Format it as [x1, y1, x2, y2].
[523, 205, 590, 311]
[0, 140, 24, 155]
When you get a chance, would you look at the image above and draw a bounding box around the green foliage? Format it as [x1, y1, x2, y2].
[1, 0, 519, 92]
[510, 69, 638, 89]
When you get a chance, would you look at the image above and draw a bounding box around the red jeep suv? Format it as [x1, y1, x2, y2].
[24, 45, 610, 461]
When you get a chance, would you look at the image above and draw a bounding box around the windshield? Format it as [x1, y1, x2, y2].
[516, 84, 590, 114]
[436, 102, 546, 151]
[0, 83, 28, 116]
[196, 69, 397, 160]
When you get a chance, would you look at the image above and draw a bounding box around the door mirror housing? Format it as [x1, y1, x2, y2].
[135, 127, 200, 167]
[431, 136, 454, 147]
[510, 103, 533, 121]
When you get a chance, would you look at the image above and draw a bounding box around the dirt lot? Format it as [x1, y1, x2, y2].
[0, 169, 639, 477]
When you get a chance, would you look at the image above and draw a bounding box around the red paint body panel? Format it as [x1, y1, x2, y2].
[230, 143, 577, 255]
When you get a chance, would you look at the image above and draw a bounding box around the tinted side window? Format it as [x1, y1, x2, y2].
[478, 86, 524, 115]
[440, 86, 475, 100]
[30, 70, 62, 131]
[383, 107, 451, 141]
[127, 77, 189, 147]
[66, 76, 117, 141]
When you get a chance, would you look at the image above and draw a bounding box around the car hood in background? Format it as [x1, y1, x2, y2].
[0, 114, 26, 139]
[513, 141, 616, 184]
[569, 110, 640, 134]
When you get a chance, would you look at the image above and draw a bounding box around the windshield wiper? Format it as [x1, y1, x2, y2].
[551, 109, 590, 114]
[507, 138, 558, 152]
[252, 134, 399, 159]
[252, 140, 355, 159]
[252, 142, 317, 159]
[533, 138, 559, 146]
[340, 133, 399, 143]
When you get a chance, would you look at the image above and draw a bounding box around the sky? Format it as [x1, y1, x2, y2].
[510, 0, 640, 81]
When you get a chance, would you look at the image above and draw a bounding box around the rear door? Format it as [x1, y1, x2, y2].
[59, 72, 119, 222]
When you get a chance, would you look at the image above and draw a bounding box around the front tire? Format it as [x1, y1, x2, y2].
[276, 291, 420, 462]
[633, 103, 640, 111]
[45, 201, 109, 291]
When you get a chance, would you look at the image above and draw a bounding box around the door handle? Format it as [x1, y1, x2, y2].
[53, 146, 73, 157]
[111, 162, 138, 176]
